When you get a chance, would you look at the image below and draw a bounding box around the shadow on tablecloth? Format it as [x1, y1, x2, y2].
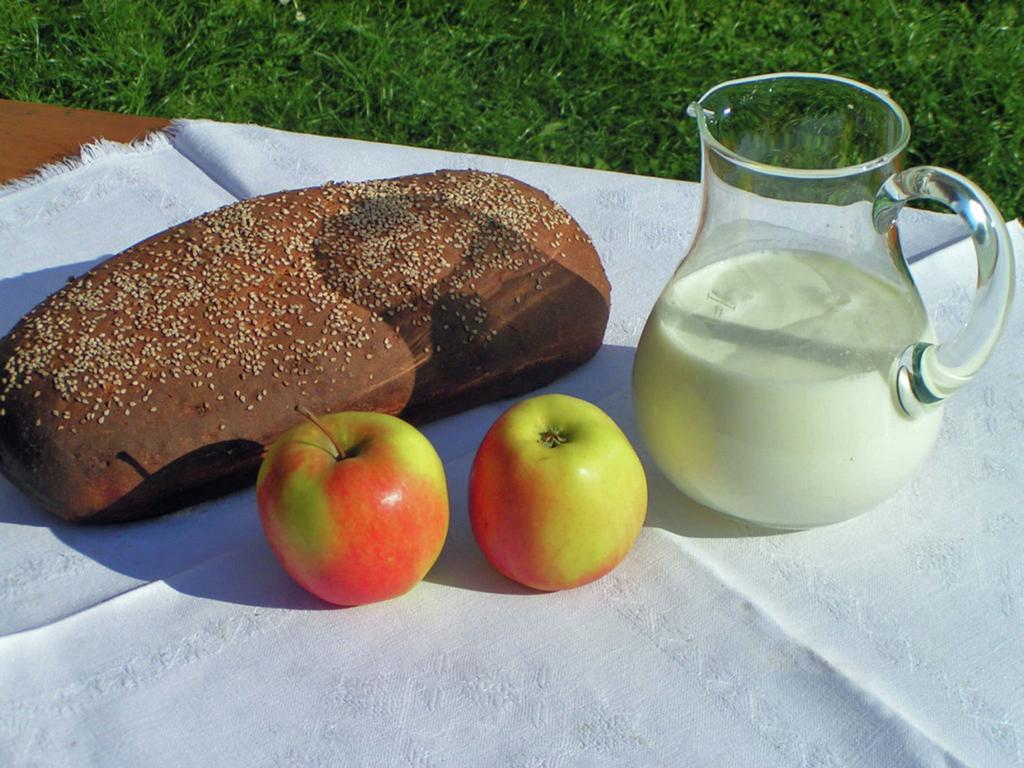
[0, 255, 109, 336]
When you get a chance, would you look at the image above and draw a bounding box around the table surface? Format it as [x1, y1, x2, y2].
[0, 116, 1021, 768]
[0, 98, 169, 184]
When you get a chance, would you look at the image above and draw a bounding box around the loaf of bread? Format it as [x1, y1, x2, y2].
[0, 170, 610, 522]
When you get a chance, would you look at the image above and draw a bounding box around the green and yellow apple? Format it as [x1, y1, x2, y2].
[257, 408, 449, 606]
[469, 394, 647, 591]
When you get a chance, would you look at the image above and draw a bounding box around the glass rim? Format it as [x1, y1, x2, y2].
[692, 72, 912, 179]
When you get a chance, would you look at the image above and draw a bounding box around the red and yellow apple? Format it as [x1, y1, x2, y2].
[469, 394, 647, 591]
[257, 409, 449, 606]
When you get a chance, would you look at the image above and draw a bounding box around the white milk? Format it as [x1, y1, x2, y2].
[632, 248, 943, 528]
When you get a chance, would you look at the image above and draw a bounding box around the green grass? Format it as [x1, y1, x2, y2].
[1, 0, 1021, 216]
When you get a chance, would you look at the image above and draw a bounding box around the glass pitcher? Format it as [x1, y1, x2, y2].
[632, 73, 1015, 529]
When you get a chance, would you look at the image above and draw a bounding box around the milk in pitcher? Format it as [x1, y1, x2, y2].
[632, 248, 943, 528]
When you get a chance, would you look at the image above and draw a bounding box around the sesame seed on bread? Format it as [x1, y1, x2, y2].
[0, 170, 610, 522]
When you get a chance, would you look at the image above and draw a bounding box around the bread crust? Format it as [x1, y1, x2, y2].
[0, 171, 610, 522]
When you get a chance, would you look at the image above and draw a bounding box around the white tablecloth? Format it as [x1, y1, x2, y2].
[0, 121, 1021, 767]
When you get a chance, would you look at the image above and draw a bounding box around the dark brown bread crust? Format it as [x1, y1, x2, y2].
[0, 171, 610, 522]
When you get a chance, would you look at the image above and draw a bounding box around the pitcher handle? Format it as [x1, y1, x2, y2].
[873, 166, 1016, 418]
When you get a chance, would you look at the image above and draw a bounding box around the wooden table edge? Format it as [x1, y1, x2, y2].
[0, 99, 171, 185]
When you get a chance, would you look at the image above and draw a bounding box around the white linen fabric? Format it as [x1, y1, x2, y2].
[0, 120, 1020, 767]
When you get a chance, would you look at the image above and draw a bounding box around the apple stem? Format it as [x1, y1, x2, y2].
[295, 404, 346, 461]
[539, 429, 569, 448]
